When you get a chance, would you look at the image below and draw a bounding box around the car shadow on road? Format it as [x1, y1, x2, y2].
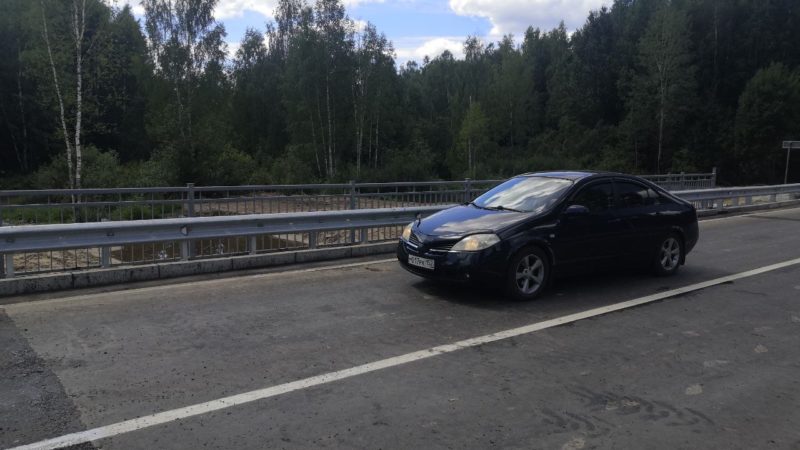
[407, 265, 714, 314]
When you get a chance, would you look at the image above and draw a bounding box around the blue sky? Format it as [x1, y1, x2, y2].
[112, 0, 608, 66]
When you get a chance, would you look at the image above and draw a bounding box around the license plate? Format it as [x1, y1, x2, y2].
[408, 255, 435, 270]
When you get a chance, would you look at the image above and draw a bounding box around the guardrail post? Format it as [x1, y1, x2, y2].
[464, 178, 473, 202]
[360, 227, 369, 244]
[100, 247, 111, 268]
[308, 231, 317, 249]
[180, 241, 190, 261]
[349, 180, 356, 243]
[3, 253, 13, 278]
[711, 167, 717, 188]
[249, 236, 258, 255]
[185, 184, 197, 258]
[186, 183, 195, 217]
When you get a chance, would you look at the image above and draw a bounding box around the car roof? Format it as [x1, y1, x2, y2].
[516, 170, 619, 181]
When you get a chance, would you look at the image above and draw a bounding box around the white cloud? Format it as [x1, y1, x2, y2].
[343, 0, 385, 7]
[214, 0, 385, 19]
[395, 36, 465, 64]
[103, 0, 278, 19]
[214, 0, 277, 19]
[105, 0, 145, 16]
[449, 0, 609, 38]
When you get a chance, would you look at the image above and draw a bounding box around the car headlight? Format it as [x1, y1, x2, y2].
[401, 223, 413, 241]
[451, 233, 500, 252]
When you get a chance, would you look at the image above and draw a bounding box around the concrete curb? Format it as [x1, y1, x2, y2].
[0, 242, 397, 298]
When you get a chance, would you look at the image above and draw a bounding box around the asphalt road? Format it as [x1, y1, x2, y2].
[2, 207, 800, 449]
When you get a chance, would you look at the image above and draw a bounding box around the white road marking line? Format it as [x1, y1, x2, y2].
[1, 258, 397, 310]
[10, 256, 800, 450]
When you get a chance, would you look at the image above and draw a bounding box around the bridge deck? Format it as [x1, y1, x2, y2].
[3, 208, 800, 449]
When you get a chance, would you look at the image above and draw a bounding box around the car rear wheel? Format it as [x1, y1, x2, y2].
[653, 233, 683, 276]
[506, 246, 550, 300]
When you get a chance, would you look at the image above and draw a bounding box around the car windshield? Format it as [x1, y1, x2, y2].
[471, 176, 573, 213]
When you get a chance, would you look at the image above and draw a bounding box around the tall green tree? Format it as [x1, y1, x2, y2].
[38, 0, 98, 191]
[455, 101, 488, 177]
[734, 64, 800, 184]
[629, 3, 695, 173]
[142, 0, 228, 181]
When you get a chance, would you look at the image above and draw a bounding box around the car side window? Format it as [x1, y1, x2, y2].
[571, 182, 614, 213]
[616, 181, 657, 208]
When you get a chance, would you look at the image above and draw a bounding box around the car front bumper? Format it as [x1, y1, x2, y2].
[396, 239, 505, 282]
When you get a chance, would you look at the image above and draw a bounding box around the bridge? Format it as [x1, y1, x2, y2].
[2, 177, 800, 449]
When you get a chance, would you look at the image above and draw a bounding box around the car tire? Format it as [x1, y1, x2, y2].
[506, 246, 550, 301]
[653, 233, 683, 276]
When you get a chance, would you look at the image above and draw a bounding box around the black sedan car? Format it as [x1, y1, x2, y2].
[397, 171, 699, 300]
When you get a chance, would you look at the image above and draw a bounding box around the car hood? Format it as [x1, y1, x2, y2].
[416, 205, 528, 237]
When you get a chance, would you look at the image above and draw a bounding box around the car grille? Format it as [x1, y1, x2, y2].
[406, 232, 457, 254]
[428, 241, 456, 253]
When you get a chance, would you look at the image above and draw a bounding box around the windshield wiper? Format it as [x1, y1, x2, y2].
[485, 205, 524, 213]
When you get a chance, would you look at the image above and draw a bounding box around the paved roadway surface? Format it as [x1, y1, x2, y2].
[2, 208, 800, 450]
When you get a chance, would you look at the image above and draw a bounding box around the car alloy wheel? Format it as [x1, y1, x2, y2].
[654, 233, 683, 276]
[507, 246, 549, 300]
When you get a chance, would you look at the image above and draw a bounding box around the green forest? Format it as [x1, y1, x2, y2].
[1, 0, 800, 189]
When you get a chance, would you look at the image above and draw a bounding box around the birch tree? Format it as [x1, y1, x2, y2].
[40, 0, 88, 191]
[142, 0, 226, 168]
[637, 4, 694, 173]
[457, 101, 488, 177]
[352, 23, 391, 176]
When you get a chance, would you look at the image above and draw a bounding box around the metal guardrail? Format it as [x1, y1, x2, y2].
[0, 172, 716, 226]
[673, 183, 800, 210]
[642, 169, 717, 191]
[0, 206, 444, 278]
[2, 180, 796, 280]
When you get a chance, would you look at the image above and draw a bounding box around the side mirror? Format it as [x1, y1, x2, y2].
[564, 204, 590, 216]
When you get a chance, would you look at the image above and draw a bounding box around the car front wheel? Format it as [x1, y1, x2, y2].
[506, 246, 550, 300]
[653, 233, 683, 276]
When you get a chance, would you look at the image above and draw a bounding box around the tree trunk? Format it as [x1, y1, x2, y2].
[325, 73, 334, 179]
[316, 93, 328, 178]
[16, 43, 28, 171]
[0, 101, 23, 170]
[712, 1, 719, 100]
[657, 102, 665, 174]
[72, 0, 86, 193]
[509, 102, 514, 148]
[352, 81, 361, 177]
[468, 137, 473, 176]
[367, 116, 372, 167]
[309, 113, 322, 178]
[41, 0, 74, 191]
[374, 109, 380, 168]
